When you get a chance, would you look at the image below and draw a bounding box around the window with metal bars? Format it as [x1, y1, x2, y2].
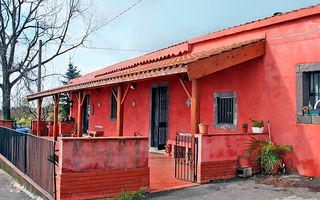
[309, 72, 320, 107]
[110, 90, 117, 120]
[217, 96, 234, 124]
[213, 91, 237, 130]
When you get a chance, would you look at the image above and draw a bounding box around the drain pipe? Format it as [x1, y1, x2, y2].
[268, 121, 273, 144]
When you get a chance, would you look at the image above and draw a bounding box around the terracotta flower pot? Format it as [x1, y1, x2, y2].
[199, 124, 209, 134]
[166, 145, 171, 155]
[238, 156, 250, 168]
[271, 164, 279, 174]
[242, 127, 248, 133]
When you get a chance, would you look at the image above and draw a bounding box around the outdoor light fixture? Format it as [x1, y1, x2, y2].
[130, 83, 136, 89]
[98, 102, 101, 108]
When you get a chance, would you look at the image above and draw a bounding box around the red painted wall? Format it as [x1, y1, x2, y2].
[70, 15, 320, 177]
[58, 137, 148, 173]
[57, 137, 149, 199]
[196, 133, 268, 163]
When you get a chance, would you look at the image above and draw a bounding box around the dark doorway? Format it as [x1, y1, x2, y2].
[151, 85, 169, 150]
[82, 94, 90, 134]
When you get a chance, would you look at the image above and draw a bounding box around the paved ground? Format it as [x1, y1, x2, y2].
[144, 177, 320, 200]
[0, 169, 35, 200]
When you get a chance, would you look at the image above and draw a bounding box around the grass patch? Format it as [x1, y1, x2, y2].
[115, 189, 149, 200]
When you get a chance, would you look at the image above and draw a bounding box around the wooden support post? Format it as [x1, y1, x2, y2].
[76, 91, 87, 137]
[117, 84, 124, 136]
[53, 94, 60, 140]
[190, 79, 200, 136]
[37, 98, 42, 136]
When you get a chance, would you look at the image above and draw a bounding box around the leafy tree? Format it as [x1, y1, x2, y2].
[60, 60, 81, 119]
[0, 0, 98, 120]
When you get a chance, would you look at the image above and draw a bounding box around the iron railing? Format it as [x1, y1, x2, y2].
[0, 126, 56, 199]
[175, 132, 198, 182]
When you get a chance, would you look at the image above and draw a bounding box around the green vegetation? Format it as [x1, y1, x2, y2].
[115, 189, 149, 200]
[248, 138, 293, 174]
[250, 119, 264, 128]
[60, 60, 81, 119]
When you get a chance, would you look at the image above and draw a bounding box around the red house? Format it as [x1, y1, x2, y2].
[27, 4, 320, 199]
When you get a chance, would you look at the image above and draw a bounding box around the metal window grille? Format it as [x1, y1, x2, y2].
[110, 90, 117, 120]
[217, 96, 234, 124]
[310, 72, 320, 106]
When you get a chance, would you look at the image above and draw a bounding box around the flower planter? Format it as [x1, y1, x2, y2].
[238, 156, 250, 168]
[199, 124, 209, 134]
[304, 109, 320, 116]
[252, 127, 264, 133]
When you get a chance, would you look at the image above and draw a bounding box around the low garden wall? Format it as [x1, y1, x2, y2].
[56, 136, 149, 199]
[196, 133, 268, 183]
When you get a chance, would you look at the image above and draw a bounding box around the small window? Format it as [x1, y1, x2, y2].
[110, 90, 117, 120]
[213, 91, 237, 130]
[296, 63, 320, 124]
[309, 72, 320, 106]
[217, 97, 234, 124]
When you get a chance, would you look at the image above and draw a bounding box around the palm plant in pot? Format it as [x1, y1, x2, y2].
[250, 119, 264, 133]
[247, 138, 293, 174]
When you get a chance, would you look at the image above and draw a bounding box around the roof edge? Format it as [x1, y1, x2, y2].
[188, 4, 320, 44]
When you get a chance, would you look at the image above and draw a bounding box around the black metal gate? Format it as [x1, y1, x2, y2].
[175, 132, 198, 182]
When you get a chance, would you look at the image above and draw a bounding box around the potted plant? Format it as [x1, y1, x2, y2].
[238, 154, 250, 168]
[247, 138, 293, 174]
[198, 122, 209, 134]
[250, 119, 264, 133]
[242, 123, 248, 133]
[165, 144, 172, 156]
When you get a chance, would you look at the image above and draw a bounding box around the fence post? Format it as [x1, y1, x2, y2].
[24, 134, 27, 174]
[53, 141, 56, 200]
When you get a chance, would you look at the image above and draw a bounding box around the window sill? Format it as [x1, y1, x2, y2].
[297, 115, 320, 124]
[213, 123, 237, 130]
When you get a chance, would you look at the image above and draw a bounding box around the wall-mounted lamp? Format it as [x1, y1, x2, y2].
[186, 98, 191, 107]
[130, 83, 136, 89]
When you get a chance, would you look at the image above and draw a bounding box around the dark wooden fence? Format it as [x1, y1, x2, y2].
[0, 126, 56, 199]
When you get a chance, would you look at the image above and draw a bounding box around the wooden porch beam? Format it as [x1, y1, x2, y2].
[53, 94, 60, 140]
[188, 41, 266, 80]
[121, 84, 131, 105]
[178, 75, 192, 99]
[111, 86, 118, 101]
[116, 84, 124, 136]
[37, 98, 42, 136]
[190, 79, 200, 136]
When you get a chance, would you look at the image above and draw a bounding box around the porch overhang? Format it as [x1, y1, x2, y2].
[27, 38, 266, 101]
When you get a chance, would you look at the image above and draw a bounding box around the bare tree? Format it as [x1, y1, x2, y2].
[0, 0, 98, 119]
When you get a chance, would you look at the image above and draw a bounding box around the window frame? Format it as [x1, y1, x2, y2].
[213, 91, 238, 130]
[296, 62, 320, 124]
[110, 89, 117, 121]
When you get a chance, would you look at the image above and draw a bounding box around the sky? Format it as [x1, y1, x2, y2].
[44, 0, 320, 91]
